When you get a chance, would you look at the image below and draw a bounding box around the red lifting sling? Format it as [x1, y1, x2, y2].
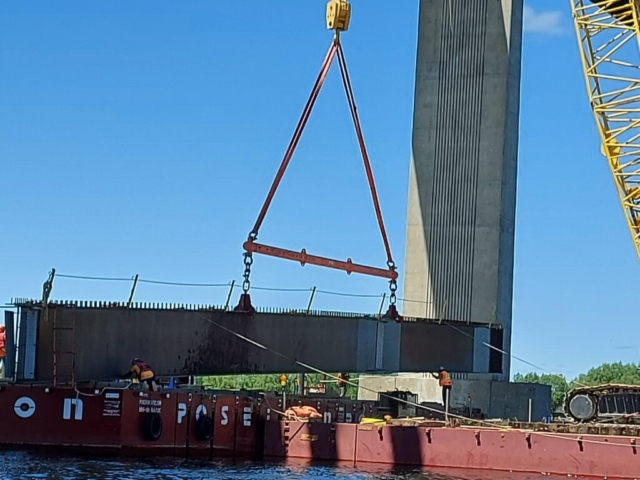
[235, 31, 401, 322]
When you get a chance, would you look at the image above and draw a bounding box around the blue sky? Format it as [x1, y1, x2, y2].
[1, 1, 637, 380]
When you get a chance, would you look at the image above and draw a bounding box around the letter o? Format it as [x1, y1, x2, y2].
[14, 397, 36, 419]
[195, 404, 207, 421]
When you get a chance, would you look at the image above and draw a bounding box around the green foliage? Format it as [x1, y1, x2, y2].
[513, 363, 640, 411]
[512, 372, 569, 411]
[198, 364, 640, 412]
[571, 362, 640, 388]
[195, 373, 359, 399]
[196, 374, 288, 393]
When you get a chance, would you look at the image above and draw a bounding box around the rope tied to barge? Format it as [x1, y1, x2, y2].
[195, 311, 640, 449]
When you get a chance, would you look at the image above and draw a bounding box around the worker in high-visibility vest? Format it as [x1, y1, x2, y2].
[0, 325, 6, 379]
[432, 366, 453, 409]
[124, 358, 158, 392]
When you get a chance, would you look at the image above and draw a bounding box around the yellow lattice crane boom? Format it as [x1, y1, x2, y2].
[571, 0, 640, 262]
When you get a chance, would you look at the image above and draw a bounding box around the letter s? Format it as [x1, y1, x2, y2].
[221, 405, 229, 426]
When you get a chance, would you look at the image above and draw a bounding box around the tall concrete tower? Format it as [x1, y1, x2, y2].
[404, 1, 523, 378]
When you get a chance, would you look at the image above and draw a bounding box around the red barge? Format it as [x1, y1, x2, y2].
[1, 383, 639, 479]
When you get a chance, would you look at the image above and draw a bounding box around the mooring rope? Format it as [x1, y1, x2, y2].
[194, 311, 639, 449]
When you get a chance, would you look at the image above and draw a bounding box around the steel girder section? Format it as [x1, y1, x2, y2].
[24, 304, 493, 381]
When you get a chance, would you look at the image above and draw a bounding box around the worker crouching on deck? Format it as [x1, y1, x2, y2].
[432, 366, 452, 410]
[125, 358, 158, 392]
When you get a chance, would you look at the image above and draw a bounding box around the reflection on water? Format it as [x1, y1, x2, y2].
[0, 451, 548, 479]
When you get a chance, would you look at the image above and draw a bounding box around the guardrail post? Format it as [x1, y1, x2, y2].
[306, 286, 317, 315]
[377, 293, 386, 318]
[127, 274, 139, 308]
[224, 280, 235, 311]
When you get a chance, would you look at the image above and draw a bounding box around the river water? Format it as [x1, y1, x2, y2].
[0, 452, 548, 479]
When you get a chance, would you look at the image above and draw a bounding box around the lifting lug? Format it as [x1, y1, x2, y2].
[234, 293, 256, 315]
[383, 304, 402, 323]
[235, 249, 256, 314]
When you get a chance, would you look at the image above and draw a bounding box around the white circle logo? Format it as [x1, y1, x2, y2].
[195, 404, 207, 420]
[14, 397, 36, 419]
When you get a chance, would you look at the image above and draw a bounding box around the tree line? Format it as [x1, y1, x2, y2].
[513, 362, 640, 411]
[196, 373, 359, 399]
[197, 362, 640, 412]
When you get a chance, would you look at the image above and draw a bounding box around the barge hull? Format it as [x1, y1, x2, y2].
[265, 420, 640, 479]
[0, 385, 259, 458]
[2, 385, 639, 479]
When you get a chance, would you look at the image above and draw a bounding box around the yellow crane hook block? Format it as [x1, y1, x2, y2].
[326, 0, 351, 32]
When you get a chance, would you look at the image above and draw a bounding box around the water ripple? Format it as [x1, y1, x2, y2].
[0, 451, 548, 480]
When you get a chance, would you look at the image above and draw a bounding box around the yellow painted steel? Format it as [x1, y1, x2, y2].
[326, 0, 351, 32]
[571, 0, 640, 263]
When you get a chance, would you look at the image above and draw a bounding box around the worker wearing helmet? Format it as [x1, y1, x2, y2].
[124, 358, 158, 392]
[431, 366, 453, 409]
[0, 325, 5, 378]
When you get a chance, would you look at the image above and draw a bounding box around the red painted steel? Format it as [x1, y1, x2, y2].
[257, 399, 272, 422]
[0, 385, 121, 448]
[0, 385, 257, 459]
[243, 241, 398, 280]
[172, 393, 217, 458]
[281, 397, 377, 425]
[353, 424, 640, 479]
[264, 421, 356, 462]
[286, 423, 323, 460]
[234, 396, 258, 457]
[265, 420, 640, 479]
[189, 395, 217, 456]
[3, 384, 639, 479]
[119, 390, 178, 454]
[263, 421, 286, 458]
[212, 395, 237, 457]
[171, 392, 190, 457]
[332, 424, 358, 462]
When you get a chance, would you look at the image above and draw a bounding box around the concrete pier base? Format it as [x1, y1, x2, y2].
[357, 373, 551, 422]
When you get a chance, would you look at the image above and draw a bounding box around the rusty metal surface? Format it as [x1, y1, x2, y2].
[11, 297, 499, 325]
[25, 302, 489, 381]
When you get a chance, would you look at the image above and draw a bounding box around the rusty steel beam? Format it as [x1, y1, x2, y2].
[20, 303, 498, 382]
